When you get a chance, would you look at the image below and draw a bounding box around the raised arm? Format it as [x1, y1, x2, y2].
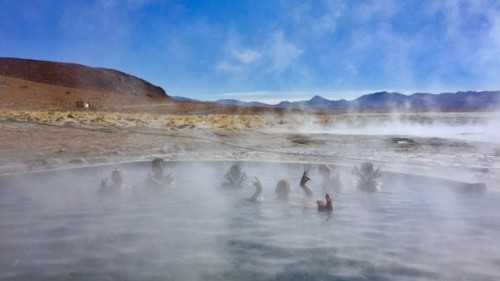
[98, 178, 108, 195]
[300, 166, 313, 198]
[250, 177, 263, 201]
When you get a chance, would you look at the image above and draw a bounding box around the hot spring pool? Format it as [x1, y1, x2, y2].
[1, 161, 499, 281]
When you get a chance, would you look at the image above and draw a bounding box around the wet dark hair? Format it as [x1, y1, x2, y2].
[230, 164, 241, 175]
[275, 179, 290, 197]
[111, 168, 123, 183]
[152, 158, 165, 169]
[361, 162, 374, 173]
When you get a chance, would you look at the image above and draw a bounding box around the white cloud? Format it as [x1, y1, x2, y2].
[475, 9, 500, 89]
[215, 47, 261, 74]
[215, 61, 244, 73]
[266, 31, 303, 73]
[378, 27, 415, 87]
[423, 0, 500, 89]
[215, 30, 262, 74]
[481, 10, 500, 62]
[232, 49, 261, 64]
[216, 30, 304, 82]
[338, 0, 500, 91]
[286, 0, 344, 36]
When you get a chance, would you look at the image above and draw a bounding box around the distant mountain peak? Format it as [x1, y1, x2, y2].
[211, 90, 500, 110]
[309, 95, 328, 102]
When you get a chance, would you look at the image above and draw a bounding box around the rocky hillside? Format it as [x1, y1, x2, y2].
[0, 57, 168, 98]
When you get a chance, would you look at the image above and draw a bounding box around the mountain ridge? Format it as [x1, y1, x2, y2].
[207, 91, 500, 110]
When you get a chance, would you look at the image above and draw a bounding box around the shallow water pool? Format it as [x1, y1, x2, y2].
[1, 161, 499, 281]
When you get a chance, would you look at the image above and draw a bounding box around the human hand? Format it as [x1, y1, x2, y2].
[300, 169, 310, 187]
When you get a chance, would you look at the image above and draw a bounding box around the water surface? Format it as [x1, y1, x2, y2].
[1, 161, 499, 280]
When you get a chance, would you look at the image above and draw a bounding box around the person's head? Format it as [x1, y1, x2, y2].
[152, 158, 165, 176]
[230, 164, 242, 178]
[360, 162, 373, 174]
[111, 168, 124, 185]
[318, 164, 331, 179]
[275, 179, 290, 200]
[325, 193, 330, 200]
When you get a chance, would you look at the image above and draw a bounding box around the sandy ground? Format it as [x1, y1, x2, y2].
[1, 109, 499, 189]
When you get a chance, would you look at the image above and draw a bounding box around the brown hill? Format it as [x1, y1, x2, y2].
[0, 57, 168, 98]
[0, 76, 174, 110]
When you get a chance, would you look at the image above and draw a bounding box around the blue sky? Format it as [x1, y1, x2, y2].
[1, 0, 499, 102]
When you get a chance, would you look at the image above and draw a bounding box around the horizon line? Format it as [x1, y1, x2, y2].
[181, 89, 500, 104]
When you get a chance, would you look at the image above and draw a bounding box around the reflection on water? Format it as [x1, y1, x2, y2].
[1, 162, 500, 281]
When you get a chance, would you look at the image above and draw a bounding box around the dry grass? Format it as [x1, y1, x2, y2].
[0, 109, 271, 131]
[0, 108, 378, 133]
[1, 107, 486, 134]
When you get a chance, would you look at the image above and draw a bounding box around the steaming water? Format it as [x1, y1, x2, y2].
[1, 161, 500, 281]
[298, 112, 500, 143]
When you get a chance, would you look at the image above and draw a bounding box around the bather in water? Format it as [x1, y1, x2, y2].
[318, 164, 342, 194]
[317, 193, 333, 212]
[99, 168, 126, 196]
[223, 164, 249, 188]
[248, 177, 290, 202]
[301, 166, 334, 211]
[275, 179, 291, 201]
[250, 177, 263, 202]
[352, 162, 382, 192]
[146, 158, 174, 189]
[250, 167, 313, 203]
